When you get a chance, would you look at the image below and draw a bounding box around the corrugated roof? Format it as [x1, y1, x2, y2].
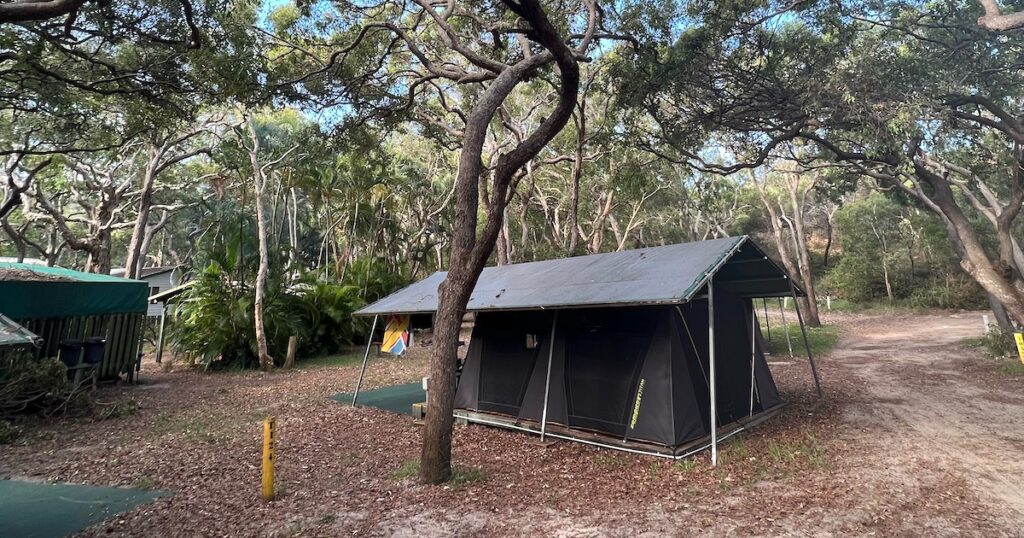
[356, 236, 800, 316]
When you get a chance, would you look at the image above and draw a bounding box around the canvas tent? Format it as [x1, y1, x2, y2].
[353, 236, 822, 462]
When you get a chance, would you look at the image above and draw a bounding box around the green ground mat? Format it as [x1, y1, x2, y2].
[332, 382, 425, 415]
[0, 479, 167, 538]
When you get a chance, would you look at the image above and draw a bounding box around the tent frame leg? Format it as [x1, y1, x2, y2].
[763, 298, 771, 342]
[708, 280, 718, 466]
[789, 282, 823, 399]
[351, 314, 380, 406]
[749, 304, 757, 416]
[540, 311, 559, 442]
[777, 297, 794, 358]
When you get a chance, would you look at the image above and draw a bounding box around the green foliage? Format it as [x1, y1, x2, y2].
[295, 278, 368, 357]
[767, 433, 829, 469]
[390, 459, 421, 480]
[389, 459, 487, 486]
[673, 457, 699, 473]
[964, 327, 1018, 359]
[343, 257, 411, 305]
[765, 324, 840, 358]
[822, 193, 986, 310]
[172, 261, 369, 369]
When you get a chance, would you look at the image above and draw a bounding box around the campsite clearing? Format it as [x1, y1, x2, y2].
[0, 311, 1020, 536]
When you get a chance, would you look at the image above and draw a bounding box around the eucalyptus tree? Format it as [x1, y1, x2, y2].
[617, 0, 1024, 328]
[267, 0, 630, 482]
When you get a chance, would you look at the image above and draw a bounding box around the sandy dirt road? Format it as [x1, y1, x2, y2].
[828, 312, 1024, 529]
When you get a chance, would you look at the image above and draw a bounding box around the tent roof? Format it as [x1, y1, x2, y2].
[150, 281, 194, 303]
[356, 236, 801, 316]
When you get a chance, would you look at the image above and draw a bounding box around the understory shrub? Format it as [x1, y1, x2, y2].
[966, 326, 1018, 359]
[172, 264, 372, 369]
[0, 353, 132, 442]
[0, 353, 68, 417]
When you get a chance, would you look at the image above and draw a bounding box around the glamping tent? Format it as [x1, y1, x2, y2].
[353, 236, 821, 462]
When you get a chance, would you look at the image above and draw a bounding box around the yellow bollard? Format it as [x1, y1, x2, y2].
[262, 416, 276, 501]
[1015, 332, 1024, 365]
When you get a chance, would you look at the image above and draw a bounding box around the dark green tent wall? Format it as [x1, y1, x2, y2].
[453, 288, 783, 452]
[0, 263, 148, 318]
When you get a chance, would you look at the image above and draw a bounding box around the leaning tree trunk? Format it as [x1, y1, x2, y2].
[420, 0, 582, 484]
[788, 183, 822, 327]
[125, 149, 159, 279]
[914, 163, 1024, 327]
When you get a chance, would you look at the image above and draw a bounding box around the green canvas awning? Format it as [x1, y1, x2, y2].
[0, 263, 148, 318]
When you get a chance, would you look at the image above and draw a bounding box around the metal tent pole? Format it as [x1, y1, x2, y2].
[708, 280, 718, 466]
[777, 297, 794, 358]
[789, 282, 823, 399]
[155, 302, 168, 364]
[763, 298, 771, 342]
[540, 311, 559, 442]
[351, 315, 380, 406]
[749, 307, 757, 416]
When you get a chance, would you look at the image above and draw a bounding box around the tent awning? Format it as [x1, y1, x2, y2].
[355, 236, 801, 316]
[0, 263, 148, 318]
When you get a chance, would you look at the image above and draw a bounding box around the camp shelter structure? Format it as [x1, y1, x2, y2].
[352, 236, 822, 463]
[0, 263, 148, 381]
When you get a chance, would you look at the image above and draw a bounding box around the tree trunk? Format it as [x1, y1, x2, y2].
[254, 176, 273, 371]
[420, 0, 581, 484]
[1, 219, 27, 261]
[86, 229, 113, 274]
[125, 147, 159, 279]
[913, 163, 1024, 327]
[987, 293, 1014, 331]
[249, 123, 275, 372]
[567, 108, 585, 255]
[788, 184, 822, 327]
[882, 258, 893, 301]
[284, 335, 297, 369]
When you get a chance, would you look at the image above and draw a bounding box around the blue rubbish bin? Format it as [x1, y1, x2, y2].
[58, 340, 85, 368]
[82, 337, 106, 365]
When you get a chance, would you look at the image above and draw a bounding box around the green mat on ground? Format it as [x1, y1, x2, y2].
[332, 382, 425, 415]
[0, 479, 167, 538]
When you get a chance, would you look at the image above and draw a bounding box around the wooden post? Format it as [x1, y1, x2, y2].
[262, 417, 276, 501]
[283, 336, 297, 369]
[155, 302, 167, 364]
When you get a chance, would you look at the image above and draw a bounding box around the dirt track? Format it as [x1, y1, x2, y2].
[828, 312, 1024, 530]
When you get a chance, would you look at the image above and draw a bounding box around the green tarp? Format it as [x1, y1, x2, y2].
[332, 382, 425, 415]
[0, 263, 148, 318]
[0, 480, 167, 538]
